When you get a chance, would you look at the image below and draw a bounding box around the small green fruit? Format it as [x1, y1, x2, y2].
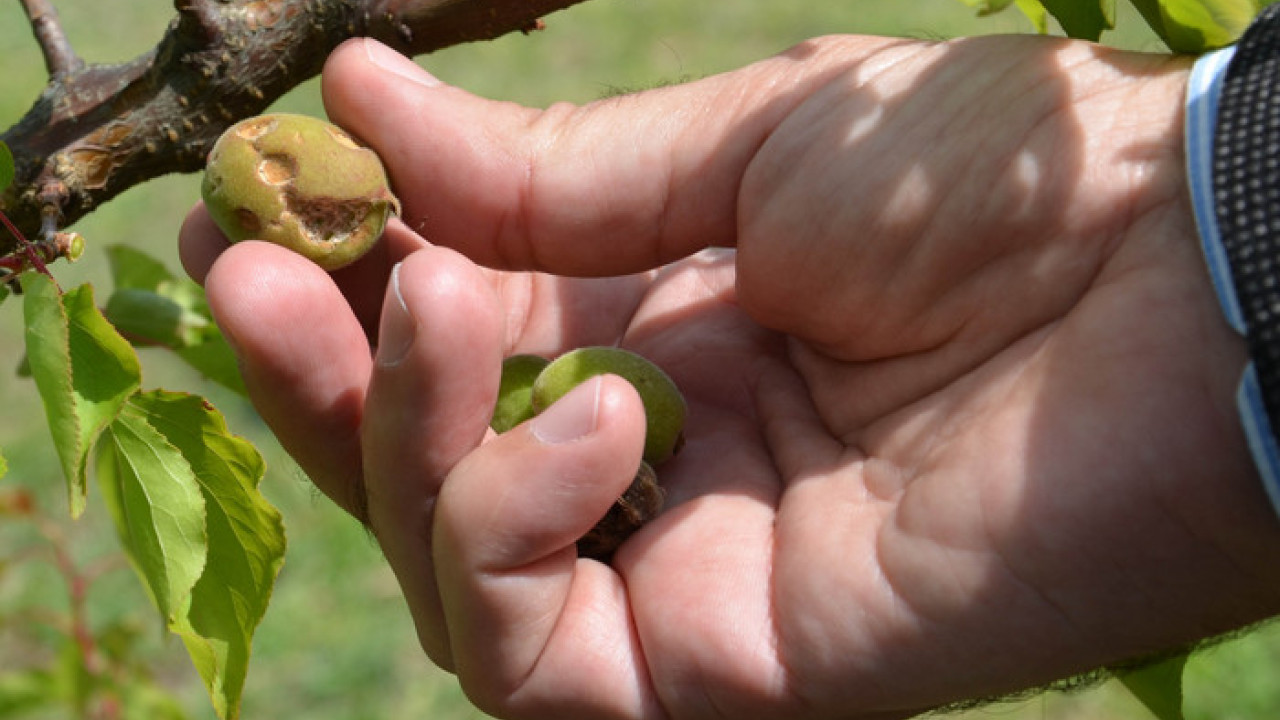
[491, 354, 550, 433]
[531, 346, 686, 464]
[201, 113, 400, 271]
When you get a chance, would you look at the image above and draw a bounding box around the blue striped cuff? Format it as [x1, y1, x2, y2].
[1186, 45, 1280, 516]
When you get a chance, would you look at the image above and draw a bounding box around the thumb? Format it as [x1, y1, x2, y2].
[431, 374, 656, 716]
[321, 37, 845, 276]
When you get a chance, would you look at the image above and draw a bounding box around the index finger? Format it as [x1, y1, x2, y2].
[319, 37, 865, 277]
[180, 202, 429, 337]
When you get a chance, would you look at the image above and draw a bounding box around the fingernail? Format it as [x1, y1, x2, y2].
[531, 376, 602, 445]
[362, 38, 442, 88]
[376, 263, 415, 367]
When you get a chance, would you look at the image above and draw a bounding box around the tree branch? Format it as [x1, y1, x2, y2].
[0, 0, 588, 256]
[19, 0, 83, 77]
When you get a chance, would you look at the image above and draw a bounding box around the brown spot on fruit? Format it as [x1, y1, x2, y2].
[257, 153, 296, 185]
[235, 208, 261, 234]
[236, 116, 276, 141]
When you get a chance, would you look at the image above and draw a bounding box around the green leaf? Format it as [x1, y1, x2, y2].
[0, 448, 7, 479]
[1119, 651, 1190, 720]
[105, 246, 210, 349]
[107, 287, 213, 348]
[961, 0, 1049, 31]
[1042, 0, 1116, 39]
[97, 403, 208, 624]
[174, 336, 248, 396]
[107, 244, 189, 292]
[954, 0, 1020, 15]
[105, 245, 247, 396]
[0, 140, 14, 192]
[104, 391, 284, 720]
[1128, 0, 1256, 53]
[23, 274, 142, 516]
[1016, 0, 1051, 31]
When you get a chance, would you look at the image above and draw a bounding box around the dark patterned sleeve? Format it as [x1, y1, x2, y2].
[1188, 5, 1280, 513]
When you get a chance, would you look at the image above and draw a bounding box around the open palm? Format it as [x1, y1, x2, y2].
[181, 33, 1280, 720]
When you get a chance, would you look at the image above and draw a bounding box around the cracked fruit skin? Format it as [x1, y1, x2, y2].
[531, 346, 686, 465]
[202, 113, 400, 271]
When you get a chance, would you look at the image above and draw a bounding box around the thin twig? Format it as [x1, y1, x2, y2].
[19, 0, 83, 77]
[0, 208, 51, 277]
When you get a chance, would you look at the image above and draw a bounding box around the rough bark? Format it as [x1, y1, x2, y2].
[0, 0, 585, 255]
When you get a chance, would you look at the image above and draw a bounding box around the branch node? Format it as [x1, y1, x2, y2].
[174, 0, 224, 45]
[37, 180, 69, 237]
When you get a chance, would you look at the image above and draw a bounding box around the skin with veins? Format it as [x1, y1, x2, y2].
[201, 113, 399, 270]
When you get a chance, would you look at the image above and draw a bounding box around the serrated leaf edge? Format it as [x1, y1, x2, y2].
[22, 272, 89, 516]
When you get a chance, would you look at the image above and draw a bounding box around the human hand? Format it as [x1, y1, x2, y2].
[180, 34, 1280, 719]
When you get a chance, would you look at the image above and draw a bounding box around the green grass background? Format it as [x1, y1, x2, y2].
[2, 1, 1279, 719]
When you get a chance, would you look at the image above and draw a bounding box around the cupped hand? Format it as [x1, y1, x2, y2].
[180, 33, 1280, 720]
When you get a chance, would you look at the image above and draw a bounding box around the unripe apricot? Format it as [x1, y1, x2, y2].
[491, 354, 550, 433]
[201, 113, 400, 270]
[531, 346, 686, 465]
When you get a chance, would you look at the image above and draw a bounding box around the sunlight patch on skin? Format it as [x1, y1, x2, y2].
[880, 163, 933, 222]
[1009, 148, 1043, 217]
[840, 101, 886, 147]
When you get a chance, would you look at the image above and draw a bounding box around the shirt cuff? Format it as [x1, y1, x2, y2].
[1186, 45, 1280, 515]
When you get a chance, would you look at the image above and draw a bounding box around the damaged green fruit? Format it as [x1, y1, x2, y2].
[495, 346, 683, 562]
[532, 346, 686, 465]
[202, 113, 400, 271]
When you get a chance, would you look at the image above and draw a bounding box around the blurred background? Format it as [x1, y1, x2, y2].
[1, 1, 1278, 718]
